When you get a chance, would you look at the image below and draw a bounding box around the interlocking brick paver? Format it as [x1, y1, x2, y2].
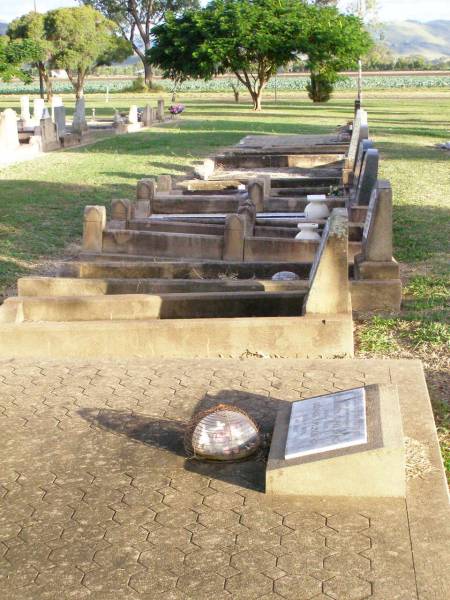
[324, 574, 372, 599]
[274, 574, 322, 599]
[0, 359, 429, 599]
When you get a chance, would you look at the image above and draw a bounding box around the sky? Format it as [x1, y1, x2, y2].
[1, 0, 449, 23]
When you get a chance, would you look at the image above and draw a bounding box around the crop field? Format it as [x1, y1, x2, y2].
[1, 74, 450, 95]
[0, 89, 449, 474]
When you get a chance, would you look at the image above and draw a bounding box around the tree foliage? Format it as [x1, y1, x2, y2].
[7, 12, 55, 98]
[150, 0, 309, 110]
[0, 36, 41, 83]
[44, 6, 132, 98]
[303, 5, 372, 102]
[81, 0, 200, 86]
[149, 0, 372, 109]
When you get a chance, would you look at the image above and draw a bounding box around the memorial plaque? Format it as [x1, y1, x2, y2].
[285, 387, 367, 460]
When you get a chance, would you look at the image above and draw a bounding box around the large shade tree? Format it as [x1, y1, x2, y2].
[149, 0, 309, 110]
[7, 12, 55, 99]
[149, 0, 371, 110]
[304, 5, 372, 102]
[45, 6, 132, 98]
[80, 0, 200, 87]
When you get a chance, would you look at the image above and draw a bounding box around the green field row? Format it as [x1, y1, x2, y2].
[1, 75, 450, 95]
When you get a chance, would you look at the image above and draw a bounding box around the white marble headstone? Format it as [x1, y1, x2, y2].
[285, 387, 367, 460]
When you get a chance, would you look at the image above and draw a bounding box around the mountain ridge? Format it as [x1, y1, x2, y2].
[0, 19, 449, 59]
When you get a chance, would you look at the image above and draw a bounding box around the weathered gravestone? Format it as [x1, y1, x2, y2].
[128, 105, 138, 124]
[33, 99, 45, 124]
[20, 96, 31, 123]
[0, 109, 20, 151]
[54, 106, 66, 139]
[72, 98, 87, 134]
[40, 115, 59, 151]
[51, 95, 63, 121]
[266, 384, 405, 497]
[353, 148, 379, 206]
[157, 99, 164, 121]
[142, 105, 153, 127]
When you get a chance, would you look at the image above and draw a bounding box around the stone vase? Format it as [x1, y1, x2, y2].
[304, 195, 330, 220]
[295, 223, 321, 241]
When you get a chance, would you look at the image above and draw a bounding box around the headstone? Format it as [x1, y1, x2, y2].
[223, 214, 245, 261]
[33, 99, 45, 123]
[20, 96, 31, 122]
[72, 97, 87, 134]
[40, 115, 59, 150]
[157, 174, 172, 192]
[54, 106, 66, 139]
[142, 105, 153, 127]
[113, 110, 124, 127]
[137, 178, 156, 200]
[266, 384, 406, 497]
[247, 178, 265, 212]
[157, 98, 164, 121]
[285, 388, 367, 460]
[353, 139, 374, 185]
[360, 180, 394, 262]
[128, 105, 138, 124]
[354, 149, 379, 206]
[51, 95, 63, 121]
[83, 206, 106, 252]
[111, 199, 132, 222]
[0, 109, 20, 151]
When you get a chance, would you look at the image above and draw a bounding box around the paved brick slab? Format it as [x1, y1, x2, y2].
[0, 359, 448, 599]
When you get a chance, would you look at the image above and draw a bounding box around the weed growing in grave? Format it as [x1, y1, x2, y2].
[358, 316, 400, 353]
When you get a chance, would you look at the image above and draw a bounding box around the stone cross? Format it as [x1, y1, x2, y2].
[128, 105, 138, 124]
[0, 109, 20, 151]
[72, 97, 87, 134]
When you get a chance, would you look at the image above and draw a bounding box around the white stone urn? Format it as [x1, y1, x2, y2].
[295, 223, 321, 241]
[304, 194, 330, 220]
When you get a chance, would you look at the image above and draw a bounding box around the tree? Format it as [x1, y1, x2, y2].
[149, 0, 309, 111]
[0, 36, 41, 83]
[80, 0, 200, 88]
[302, 5, 372, 102]
[44, 6, 132, 99]
[7, 12, 55, 100]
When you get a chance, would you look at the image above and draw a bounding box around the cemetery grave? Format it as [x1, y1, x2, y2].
[0, 97, 448, 599]
[0, 95, 169, 166]
[0, 108, 402, 358]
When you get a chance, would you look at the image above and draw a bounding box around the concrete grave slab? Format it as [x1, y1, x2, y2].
[0, 358, 447, 599]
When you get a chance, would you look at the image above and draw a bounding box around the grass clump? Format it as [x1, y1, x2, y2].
[358, 316, 400, 354]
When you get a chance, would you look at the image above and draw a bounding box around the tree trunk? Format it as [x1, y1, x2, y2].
[250, 89, 263, 111]
[39, 64, 53, 101]
[144, 61, 153, 88]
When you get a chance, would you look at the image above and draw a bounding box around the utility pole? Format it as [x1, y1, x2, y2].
[33, 0, 45, 99]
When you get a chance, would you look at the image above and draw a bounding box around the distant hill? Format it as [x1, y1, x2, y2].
[0, 22, 8, 35]
[381, 20, 450, 59]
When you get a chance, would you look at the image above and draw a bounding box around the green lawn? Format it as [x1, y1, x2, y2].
[0, 89, 449, 473]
